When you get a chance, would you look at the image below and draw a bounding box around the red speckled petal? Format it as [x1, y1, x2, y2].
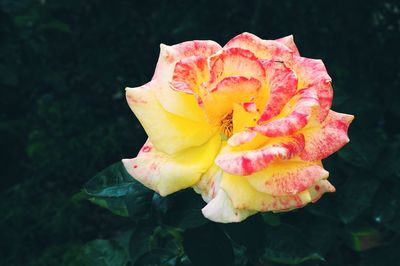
[215, 134, 305, 176]
[122, 133, 221, 196]
[220, 172, 334, 212]
[252, 88, 320, 137]
[224, 32, 293, 62]
[300, 110, 354, 161]
[258, 60, 298, 123]
[207, 47, 265, 86]
[153, 40, 221, 81]
[275, 35, 300, 56]
[171, 56, 208, 94]
[292, 56, 333, 122]
[246, 160, 329, 196]
[152, 41, 221, 121]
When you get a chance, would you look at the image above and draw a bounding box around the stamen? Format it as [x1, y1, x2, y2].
[221, 112, 233, 138]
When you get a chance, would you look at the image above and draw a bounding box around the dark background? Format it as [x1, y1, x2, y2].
[1, 0, 400, 265]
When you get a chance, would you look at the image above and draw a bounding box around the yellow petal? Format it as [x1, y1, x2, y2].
[123, 133, 221, 196]
[126, 81, 217, 154]
[245, 159, 329, 196]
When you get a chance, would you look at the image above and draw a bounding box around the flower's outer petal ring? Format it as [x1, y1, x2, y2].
[300, 110, 354, 161]
[123, 133, 221, 196]
[220, 172, 335, 212]
[245, 160, 329, 196]
[126, 81, 217, 154]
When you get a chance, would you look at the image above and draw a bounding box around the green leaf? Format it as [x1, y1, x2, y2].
[159, 189, 208, 229]
[84, 162, 137, 198]
[183, 223, 234, 266]
[223, 214, 265, 255]
[134, 248, 176, 266]
[84, 162, 153, 219]
[89, 196, 129, 217]
[261, 224, 324, 265]
[336, 176, 380, 224]
[344, 225, 383, 251]
[129, 226, 155, 264]
[82, 239, 128, 266]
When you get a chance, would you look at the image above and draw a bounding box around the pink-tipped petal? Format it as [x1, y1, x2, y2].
[153, 40, 221, 81]
[246, 161, 329, 196]
[258, 60, 298, 123]
[292, 56, 333, 122]
[171, 56, 208, 94]
[253, 88, 320, 137]
[208, 47, 265, 85]
[300, 110, 354, 161]
[228, 131, 258, 146]
[224, 32, 293, 62]
[275, 35, 300, 56]
[216, 134, 305, 176]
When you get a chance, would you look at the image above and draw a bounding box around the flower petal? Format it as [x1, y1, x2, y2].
[126, 81, 217, 154]
[252, 88, 320, 137]
[207, 47, 265, 86]
[152, 41, 221, 121]
[220, 173, 334, 212]
[245, 160, 329, 196]
[201, 189, 255, 223]
[123, 133, 221, 196]
[275, 35, 300, 56]
[292, 56, 333, 122]
[215, 134, 305, 176]
[224, 32, 293, 62]
[171, 56, 209, 94]
[300, 110, 354, 161]
[258, 60, 298, 123]
[202, 76, 262, 122]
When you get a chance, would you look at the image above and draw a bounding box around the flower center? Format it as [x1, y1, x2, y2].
[220, 112, 233, 138]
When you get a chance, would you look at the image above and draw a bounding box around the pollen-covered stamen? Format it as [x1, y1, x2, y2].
[221, 112, 233, 138]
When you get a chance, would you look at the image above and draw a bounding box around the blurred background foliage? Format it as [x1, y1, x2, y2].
[1, 0, 399, 265]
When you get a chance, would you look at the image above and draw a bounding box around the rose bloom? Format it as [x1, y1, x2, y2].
[123, 32, 353, 223]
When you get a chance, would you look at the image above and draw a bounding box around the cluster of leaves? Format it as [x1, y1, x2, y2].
[82, 162, 331, 266]
[1, 0, 399, 265]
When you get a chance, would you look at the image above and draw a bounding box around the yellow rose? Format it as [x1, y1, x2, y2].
[122, 33, 353, 223]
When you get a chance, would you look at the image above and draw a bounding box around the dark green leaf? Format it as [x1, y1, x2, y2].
[82, 239, 128, 266]
[134, 248, 176, 266]
[336, 176, 380, 224]
[89, 196, 129, 217]
[183, 223, 233, 266]
[129, 226, 155, 264]
[261, 224, 324, 265]
[84, 162, 137, 198]
[223, 214, 265, 255]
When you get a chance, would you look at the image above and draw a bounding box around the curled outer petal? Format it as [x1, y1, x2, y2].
[215, 134, 305, 176]
[224, 32, 293, 63]
[292, 56, 333, 122]
[276, 35, 300, 56]
[300, 110, 354, 161]
[220, 172, 335, 213]
[245, 160, 329, 196]
[123, 133, 221, 196]
[126, 81, 217, 154]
